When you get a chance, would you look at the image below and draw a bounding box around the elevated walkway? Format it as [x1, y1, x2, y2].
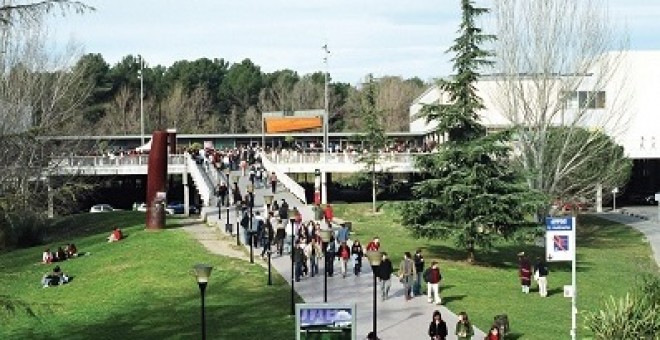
[264, 151, 420, 173]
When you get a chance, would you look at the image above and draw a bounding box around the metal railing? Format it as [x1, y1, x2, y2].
[50, 154, 187, 167]
[265, 151, 424, 165]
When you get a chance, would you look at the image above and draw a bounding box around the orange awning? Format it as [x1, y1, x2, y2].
[265, 117, 322, 133]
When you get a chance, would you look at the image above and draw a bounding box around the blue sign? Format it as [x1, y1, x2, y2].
[546, 217, 573, 231]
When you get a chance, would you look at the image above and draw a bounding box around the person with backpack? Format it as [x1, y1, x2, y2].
[325, 234, 336, 277]
[424, 261, 442, 305]
[260, 217, 274, 258]
[240, 210, 251, 245]
[413, 248, 425, 296]
[378, 252, 394, 300]
[279, 199, 289, 222]
[216, 181, 228, 207]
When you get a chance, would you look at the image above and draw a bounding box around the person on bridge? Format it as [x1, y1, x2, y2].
[269, 172, 278, 194]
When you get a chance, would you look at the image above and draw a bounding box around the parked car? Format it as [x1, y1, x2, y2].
[135, 202, 175, 215]
[90, 204, 115, 213]
[167, 201, 200, 214]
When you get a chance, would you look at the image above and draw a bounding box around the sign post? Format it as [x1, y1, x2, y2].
[545, 217, 577, 340]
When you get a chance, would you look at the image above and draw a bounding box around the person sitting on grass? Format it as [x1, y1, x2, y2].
[107, 227, 123, 242]
[65, 243, 78, 258]
[42, 248, 53, 264]
[41, 265, 70, 287]
[54, 246, 67, 262]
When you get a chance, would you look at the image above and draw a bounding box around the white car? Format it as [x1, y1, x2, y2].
[90, 204, 115, 213]
[136, 202, 174, 215]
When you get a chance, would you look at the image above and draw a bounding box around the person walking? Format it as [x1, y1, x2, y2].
[293, 241, 305, 282]
[413, 248, 425, 296]
[269, 171, 278, 194]
[336, 222, 350, 244]
[260, 217, 274, 258]
[535, 257, 549, 297]
[454, 311, 474, 340]
[305, 238, 322, 277]
[425, 261, 442, 304]
[325, 235, 336, 277]
[378, 252, 394, 300]
[232, 182, 242, 206]
[398, 251, 416, 301]
[366, 236, 380, 251]
[216, 181, 228, 207]
[518, 252, 532, 294]
[428, 310, 448, 340]
[337, 241, 351, 278]
[351, 239, 364, 276]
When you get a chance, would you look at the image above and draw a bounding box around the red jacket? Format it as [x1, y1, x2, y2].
[324, 206, 334, 221]
[366, 241, 380, 251]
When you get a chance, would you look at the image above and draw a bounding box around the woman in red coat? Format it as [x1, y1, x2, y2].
[484, 325, 502, 340]
[518, 252, 532, 294]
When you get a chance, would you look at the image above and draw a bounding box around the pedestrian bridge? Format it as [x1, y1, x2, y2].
[48, 152, 421, 206]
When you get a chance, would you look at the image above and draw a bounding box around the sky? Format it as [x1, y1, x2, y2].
[48, 0, 660, 84]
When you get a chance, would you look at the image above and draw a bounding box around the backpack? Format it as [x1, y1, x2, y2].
[240, 213, 249, 228]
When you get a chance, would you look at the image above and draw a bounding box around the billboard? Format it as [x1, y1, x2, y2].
[296, 303, 356, 340]
[545, 217, 576, 262]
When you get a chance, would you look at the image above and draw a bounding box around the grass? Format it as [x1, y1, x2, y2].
[332, 202, 658, 340]
[1, 211, 296, 339]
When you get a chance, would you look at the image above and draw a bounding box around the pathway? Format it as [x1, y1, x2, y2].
[595, 211, 660, 265]
[202, 170, 487, 340]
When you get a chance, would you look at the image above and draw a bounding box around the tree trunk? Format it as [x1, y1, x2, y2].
[372, 162, 376, 213]
[467, 242, 475, 263]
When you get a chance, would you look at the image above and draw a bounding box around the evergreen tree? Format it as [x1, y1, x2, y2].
[400, 0, 543, 263]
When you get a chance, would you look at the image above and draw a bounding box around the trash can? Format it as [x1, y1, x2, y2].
[494, 314, 509, 336]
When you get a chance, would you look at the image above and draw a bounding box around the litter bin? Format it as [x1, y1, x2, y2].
[494, 314, 509, 336]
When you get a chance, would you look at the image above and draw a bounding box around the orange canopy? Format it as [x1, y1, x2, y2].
[265, 117, 322, 133]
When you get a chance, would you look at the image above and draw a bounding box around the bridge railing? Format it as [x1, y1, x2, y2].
[50, 154, 187, 167]
[266, 151, 425, 165]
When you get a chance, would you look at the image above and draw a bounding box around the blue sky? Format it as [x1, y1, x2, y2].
[50, 0, 659, 84]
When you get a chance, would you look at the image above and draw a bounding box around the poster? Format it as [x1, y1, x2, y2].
[545, 217, 576, 262]
[296, 303, 356, 340]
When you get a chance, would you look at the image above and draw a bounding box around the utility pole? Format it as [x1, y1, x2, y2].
[138, 55, 145, 145]
[322, 44, 330, 162]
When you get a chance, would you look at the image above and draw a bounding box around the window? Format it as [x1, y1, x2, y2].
[577, 91, 606, 109]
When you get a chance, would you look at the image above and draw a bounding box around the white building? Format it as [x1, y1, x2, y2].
[410, 51, 660, 160]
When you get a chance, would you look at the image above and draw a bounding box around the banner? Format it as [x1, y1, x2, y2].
[545, 217, 576, 262]
[296, 303, 356, 340]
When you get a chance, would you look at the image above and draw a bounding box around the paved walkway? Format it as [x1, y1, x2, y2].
[595, 211, 660, 265]
[200, 170, 486, 340]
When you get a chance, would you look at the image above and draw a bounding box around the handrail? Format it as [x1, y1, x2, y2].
[186, 155, 213, 207]
[260, 153, 307, 204]
[49, 154, 187, 167]
[266, 151, 424, 165]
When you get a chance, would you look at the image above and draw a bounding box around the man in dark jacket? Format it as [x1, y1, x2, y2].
[378, 252, 394, 300]
[413, 248, 425, 296]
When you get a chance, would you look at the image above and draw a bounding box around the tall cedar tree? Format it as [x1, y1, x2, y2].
[400, 0, 543, 263]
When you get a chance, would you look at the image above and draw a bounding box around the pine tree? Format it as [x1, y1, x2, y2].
[400, 0, 543, 263]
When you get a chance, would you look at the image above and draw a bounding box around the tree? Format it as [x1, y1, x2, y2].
[400, 0, 543, 263]
[489, 0, 630, 206]
[374, 76, 425, 132]
[355, 75, 387, 213]
[0, 1, 93, 252]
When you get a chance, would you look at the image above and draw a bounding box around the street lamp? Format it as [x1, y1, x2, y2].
[366, 251, 382, 339]
[322, 44, 330, 161]
[320, 228, 332, 302]
[290, 218, 296, 316]
[193, 264, 213, 340]
[137, 55, 145, 145]
[248, 185, 254, 264]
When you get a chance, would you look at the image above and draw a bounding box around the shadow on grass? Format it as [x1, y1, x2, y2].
[441, 294, 466, 304]
[504, 332, 525, 340]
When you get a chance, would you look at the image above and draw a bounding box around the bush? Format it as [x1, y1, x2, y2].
[585, 274, 660, 339]
[0, 211, 48, 250]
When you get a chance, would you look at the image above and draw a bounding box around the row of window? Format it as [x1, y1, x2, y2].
[565, 91, 606, 109]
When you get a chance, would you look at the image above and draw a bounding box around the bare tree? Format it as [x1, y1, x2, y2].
[290, 75, 323, 110]
[161, 84, 213, 133]
[375, 76, 425, 132]
[0, 7, 93, 248]
[98, 85, 138, 134]
[489, 0, 631, 204]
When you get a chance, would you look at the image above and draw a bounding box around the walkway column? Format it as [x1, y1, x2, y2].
[595, 183, 603, 213]
[183, 166, 190, 218]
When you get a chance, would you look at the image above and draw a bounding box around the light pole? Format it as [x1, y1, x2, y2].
[612, 187, 619, 211]
[320, 228, 332, 302]
[138, 55, 145, 145]
[261, 111, 266, 149]
[322, 44, 330, 161]
[248, 185, 254, 264]
[366, 251, 382, 339]
[193, 264, 213, 340]
[264, 195, 274, 286]
[290, 218, 296, 316]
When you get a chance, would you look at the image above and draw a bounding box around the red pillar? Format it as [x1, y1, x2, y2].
[146, 131, 169, 230]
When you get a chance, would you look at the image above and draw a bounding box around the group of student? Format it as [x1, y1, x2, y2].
[42, 244, 78, 264]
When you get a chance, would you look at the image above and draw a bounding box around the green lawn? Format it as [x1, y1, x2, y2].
[333, 202, 658, 340]
[1, 212, 296, 339]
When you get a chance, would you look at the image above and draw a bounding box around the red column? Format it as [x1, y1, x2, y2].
[146, 131, 169, 230]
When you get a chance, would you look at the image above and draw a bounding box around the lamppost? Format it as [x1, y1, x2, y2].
[248, 184, 254, 264]
[320, 228, 332, 302]
[225, 206, 231, 234]
[137, 55, 145, 145]
[193, 264, 213, 340]
[290, 218, 296, 316]
[366, 251, 382, 339]
[322, 44, 330, 161]
[261, 111, 266, 149]
[264, 195, 274, 286]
